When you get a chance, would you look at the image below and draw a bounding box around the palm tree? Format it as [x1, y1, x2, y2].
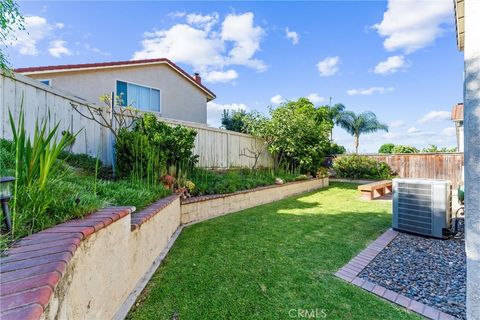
[337, 111, 388, 153]
[327, 103, 345, 141]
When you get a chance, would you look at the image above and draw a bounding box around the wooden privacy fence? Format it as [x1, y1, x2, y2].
[1, 72, 273, 168]
[340, 153, 464, 187]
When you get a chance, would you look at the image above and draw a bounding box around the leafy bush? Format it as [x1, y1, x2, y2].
[378, 143, 395, 154]
[421, 144, 457, 152]
[294, 174, 309, 181]
[391, 145, 419, 154]
[221, 109, 249, 133]
[244, 98, 331, 174]
[115, 114, 198, 183]
[333, 155, 395, 179]
[135, 114, 197, 168]
[58, 151, 101, 172]
[329, 143, 346, 155]
[188, 168, 299, 196]
[58, 151, 112, 179]
[0, 138, 15, 175]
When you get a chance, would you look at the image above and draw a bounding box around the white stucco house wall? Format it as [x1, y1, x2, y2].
[454, 0, 480, 319]
[15, 58, 216, 124]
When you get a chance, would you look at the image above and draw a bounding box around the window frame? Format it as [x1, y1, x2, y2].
[115, 79, 162, 114]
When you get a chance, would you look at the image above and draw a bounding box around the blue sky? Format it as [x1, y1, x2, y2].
[9, 1, 463, 152]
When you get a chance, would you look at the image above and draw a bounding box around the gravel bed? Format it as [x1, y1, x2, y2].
[359, 220, 466, 319]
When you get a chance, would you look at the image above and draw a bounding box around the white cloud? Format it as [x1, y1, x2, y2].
[382, 132, 401, 139]
[10, 16, 63, 55]
[374, 55, 409, 75]
[373, 0, 452, 53]
[48, 40, 72, 58]
[418, 110, 451, 123]
[306, 93, 324, 104]
[347, 86, 394, 96]
[270, 95, 285, 105]
[207, 101, 248, 127]
[133, 12, 266, 83]
[389, 120, 405, 128]
[169, 12, 186, 18]
[221, 12, 266, 71]
[84, 44, 110, 55]
[316, 56, 340, 77]
[203, 69, 238, 83]
[442, 127, 456, 137]
[407, 127, 421, 134]
[133, 24, 224, 67]
[186, 13, 219, 32]
[285, 27, 299, 45]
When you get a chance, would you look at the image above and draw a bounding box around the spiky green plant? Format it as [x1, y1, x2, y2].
[8, 104, 79, 236]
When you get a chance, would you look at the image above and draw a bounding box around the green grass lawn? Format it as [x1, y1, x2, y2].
[127, 182, 420, 320]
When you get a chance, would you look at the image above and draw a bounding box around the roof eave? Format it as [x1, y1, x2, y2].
[454, 0, 465, 51]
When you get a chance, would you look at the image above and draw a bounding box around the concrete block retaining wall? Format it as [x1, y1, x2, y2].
[181, 177, 329, 224]
[0, 178, 328, 320]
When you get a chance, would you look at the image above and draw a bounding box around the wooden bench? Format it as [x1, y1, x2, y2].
[358, 180, 392, 200]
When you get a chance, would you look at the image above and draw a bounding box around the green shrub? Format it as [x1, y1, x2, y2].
[378, 143, 395, 154]
[421, 144, 457, 153]
[134, 114, 198, 168]
[333, 155, 395, 179]
[59, 151, 101, 172]
[188, 168, 298, 196]
[0, 138, 15, 175]
[115, 128, 164, 185]
[115, 114, 198, 182]
[294, 174, 309, 181]
[58, 151, 112, 179]
[329, 143, 346, 155]
[391, 145, 419, 154]
[221, 109, 249, 133]
[244, 98, 331, 174]
[8, 170, 170, 243]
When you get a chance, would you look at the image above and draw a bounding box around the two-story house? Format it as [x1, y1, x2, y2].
[15, 58, 216, 124]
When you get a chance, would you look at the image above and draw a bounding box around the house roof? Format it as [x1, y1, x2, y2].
[451, 103, 464, 121]
[15, 58, 216, 100]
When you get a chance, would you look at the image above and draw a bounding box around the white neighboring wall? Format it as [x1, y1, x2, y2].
[463, 1, 480, 319]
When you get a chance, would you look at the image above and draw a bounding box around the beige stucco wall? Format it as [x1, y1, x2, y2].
[43, 197, 181, 320]
[27, 64, 208, 123]
[181, 178, 329, 224]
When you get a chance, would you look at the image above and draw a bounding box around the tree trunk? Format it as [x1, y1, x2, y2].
[354, 135, 359, 153]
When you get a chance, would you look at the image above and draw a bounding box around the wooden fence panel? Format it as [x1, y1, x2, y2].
[1, 73, 273, 169]
[350, 153, 465, 187]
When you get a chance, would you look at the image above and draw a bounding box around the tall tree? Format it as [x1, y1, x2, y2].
[1, 0, 24, 71]
[337, 111, 388, 153]
[221, 109, 249, 133]
[325, 103, 345, 141]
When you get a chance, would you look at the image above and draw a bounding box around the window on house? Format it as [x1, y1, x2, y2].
[116, 80, 161, 112]
[39, 79, 51, 86]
